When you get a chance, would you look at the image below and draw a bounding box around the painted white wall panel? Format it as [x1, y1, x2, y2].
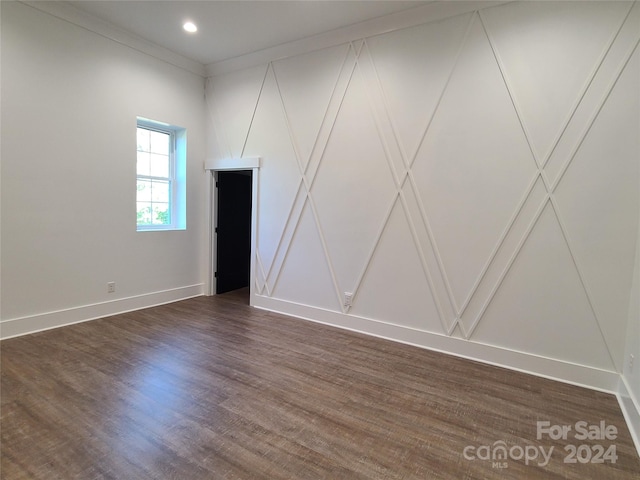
[473, 203, 615, 370]
[206, 64, 267, 159]
[311, 66, 397, 297]
[621, 208, 640, 450]
[541, 2, 640, 188]
[271, 204, 341, 311]
[480, 1, 632, 163]
[400, 180, 458, 331]
[366, 13, 472, 160]
[243, 66, 302, 276]
[554, 47, 640, 371]
[349, 201, 442, 333]
[273, 44, 350, 171]
[458, 176, 550, 334]
[205, 1, 639, 390]
[412, 14, 537, 310]
[619, 47, 640, 451]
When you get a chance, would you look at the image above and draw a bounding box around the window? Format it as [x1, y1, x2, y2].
[136, 125, 172, 227]
[136, 118, 186, 231]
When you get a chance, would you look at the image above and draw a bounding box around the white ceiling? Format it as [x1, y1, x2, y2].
[67, 1, 430, 66]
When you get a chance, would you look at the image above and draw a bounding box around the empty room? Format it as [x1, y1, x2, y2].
[1, 1, 639, 478]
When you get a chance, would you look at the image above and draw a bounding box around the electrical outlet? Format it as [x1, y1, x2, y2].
[344, 292, 353, 308]
[107, 282, 116, 294]
[629, 354, 635, 374]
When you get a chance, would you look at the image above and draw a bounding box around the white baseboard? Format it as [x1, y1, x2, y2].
[618, 376, 640, 457]
[252, 295, 621, 393]
[0, 284, 205, 340]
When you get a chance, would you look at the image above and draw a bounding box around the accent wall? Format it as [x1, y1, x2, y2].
[206, 1, 640, 396]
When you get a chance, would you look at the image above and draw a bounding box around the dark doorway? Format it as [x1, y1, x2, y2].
[215, 170, 252, 294]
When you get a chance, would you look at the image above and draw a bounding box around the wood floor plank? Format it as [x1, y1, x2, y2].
[2, 289, 639, 479]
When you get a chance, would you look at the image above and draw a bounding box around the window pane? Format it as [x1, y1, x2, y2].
[150, 130, 170, 155]
[150, 154, 169, 178]
[151, 180, 169, 202]
[136, 121, 180, 230]
[136, 151, 150, 176]
[137, 128, 150, 152]
[137, 202, 152, 224]
[137, 179, 151, 201]
[152, 204, 170, 225]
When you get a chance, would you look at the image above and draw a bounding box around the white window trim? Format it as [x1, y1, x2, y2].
[136, 117, 186, 232]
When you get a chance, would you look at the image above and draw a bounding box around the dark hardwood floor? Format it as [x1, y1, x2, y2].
[2, 290, 639, 479]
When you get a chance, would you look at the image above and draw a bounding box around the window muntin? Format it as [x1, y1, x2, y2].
[136, 124, 175, 229]
[136, 118, 186, 231]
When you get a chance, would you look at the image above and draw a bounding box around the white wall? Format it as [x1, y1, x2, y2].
[620, 182, 640, 452]
[206, 1, 640, 393]
[0, 1, 207, 337]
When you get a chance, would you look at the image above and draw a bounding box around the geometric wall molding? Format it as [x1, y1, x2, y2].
[206, 64, 268, 160]
[553, 43, 640, 372]
[480, 1, 633, 165]
[472, 202, 616, 371]
[206, 1, 640, 382]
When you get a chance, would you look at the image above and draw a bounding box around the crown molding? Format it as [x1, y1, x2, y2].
[205, 1, 509, 77]
[19, 1, 206, 78]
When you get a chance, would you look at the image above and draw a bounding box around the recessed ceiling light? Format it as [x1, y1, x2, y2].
[183, 22, 197, 33]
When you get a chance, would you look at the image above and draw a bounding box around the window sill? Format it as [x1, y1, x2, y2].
[137, 226, 186, 232]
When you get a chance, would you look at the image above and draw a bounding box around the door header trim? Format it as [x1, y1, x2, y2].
[205, 157, 260, 171]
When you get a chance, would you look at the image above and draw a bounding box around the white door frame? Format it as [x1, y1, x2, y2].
[205, 157, 260, 302]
